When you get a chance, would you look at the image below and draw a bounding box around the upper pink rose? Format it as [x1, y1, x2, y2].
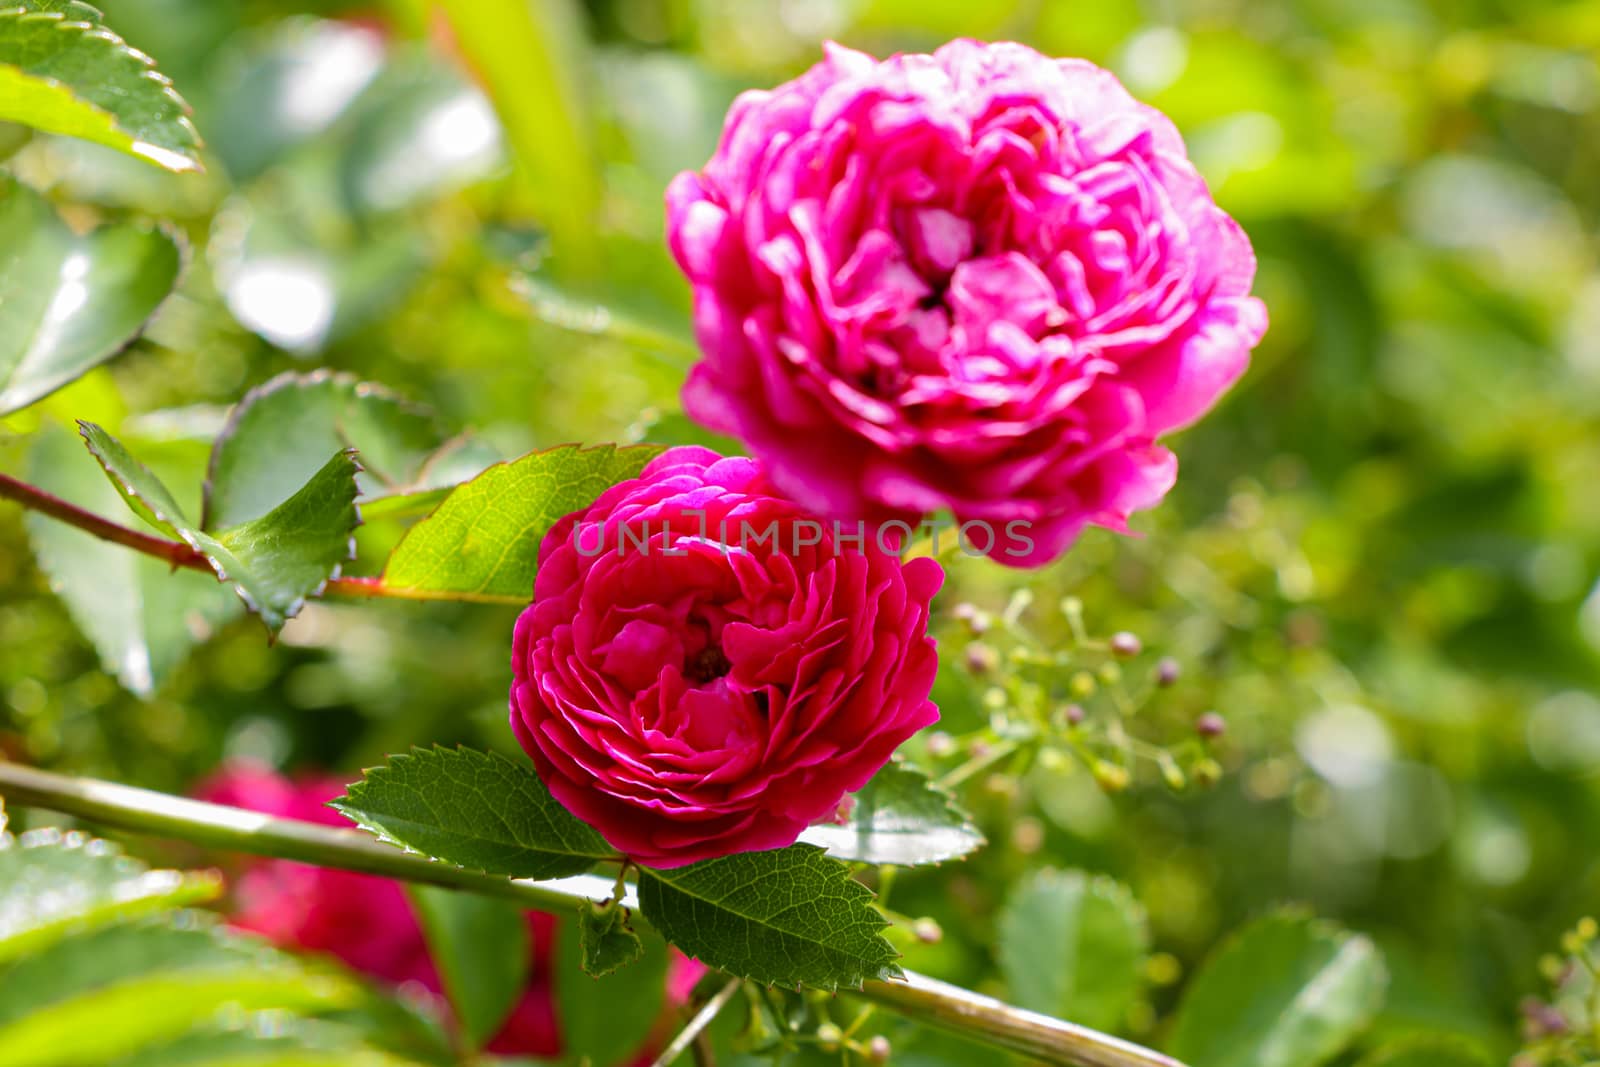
[509, 446, 942, 868]
[667, 39, 1267, 566]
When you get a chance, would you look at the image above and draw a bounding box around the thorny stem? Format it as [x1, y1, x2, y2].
[0, 471, 434, 602]
[0, 761, 1188, 1067]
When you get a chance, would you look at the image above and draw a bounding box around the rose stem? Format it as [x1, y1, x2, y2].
[0, 761, 1187, 1067]
[648, 978, 741, 1067]
[2, 471, 419, 601]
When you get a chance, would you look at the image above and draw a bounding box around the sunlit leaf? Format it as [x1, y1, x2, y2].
[0, 177, 181, 415]
[0, 0, 202, 172]
[799, 762, 984, 866]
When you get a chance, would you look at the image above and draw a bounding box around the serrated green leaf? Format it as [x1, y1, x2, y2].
[379, 443, 663, 603]
[554, 908, 666, 1067]
[0, 1, 201, 171]
[996, 869, 1147, 1033]
[1354, 1037, 1492, 1067]
[799, 762, 984, 867]
[1168, 912, 1389, 1067]
[330, 746, 618, 879]
[0, 828, 221, 963]
[204, 370, 440, 529]
[408, 886, 529, 1051]
[575, 898, 643, 978]
[0, 177, 182, 415]
[24, 424, 239, 696]
[636, 844, 900, 992]
[78, 421, 360, 631]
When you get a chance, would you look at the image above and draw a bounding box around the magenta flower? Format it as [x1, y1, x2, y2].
[509, 446, 942, 868]
[667, 39, 1267, 566]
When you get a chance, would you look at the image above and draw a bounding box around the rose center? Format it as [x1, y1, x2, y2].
[686, 646, 732, 684]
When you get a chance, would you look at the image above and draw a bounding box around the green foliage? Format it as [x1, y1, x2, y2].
[799, 761, 984, 866]
[1168, 913, 1388, 1067]
[996, 869, 1147, 1033]
[379, 444, 663, 603]
[0, 0, 201, 171]
[79, 421, 360, 632]
[204, 370, 441, 529]
[553, 911, 668, 1067]
[23, 424, 238, 695]
[575, 897, 643, 978]
[408, 886, 530, 1051]
[637, 844, 901, 991]
[0, 177, 181, 415]
[0, 823, 419, 1067]
[1355, 1037, 1493, 1067]
[331, 745, 618, 879]
[0, 827, 219, 962]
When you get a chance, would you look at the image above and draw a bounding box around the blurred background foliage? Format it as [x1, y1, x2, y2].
[3, 0, 1600, 1062]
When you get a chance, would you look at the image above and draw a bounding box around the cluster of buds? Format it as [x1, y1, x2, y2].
[931, 593, 1229, 798]
[1514, 917, 1599, 1066]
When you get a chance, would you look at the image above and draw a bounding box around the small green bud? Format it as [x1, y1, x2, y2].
[1069, 671, 1097, 699]
[1097, 661, 1122, 686]
[816, 1023, 844, 1052]
[1092, 761, 1130, 793]
[1193, 757, 1223, 788]
[981, 687, 1007, 711]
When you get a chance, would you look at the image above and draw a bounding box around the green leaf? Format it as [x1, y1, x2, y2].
[356, 436, 501, 523]
[203, 370, 440, 529]
[0, 0, 201, 171]
[106, 1022, 428, 1067]
[330, 746, 618, 879]
[575, 898, 643, 978]
[1168, 912, 1389, 1067]
[0, 918, 363, 1067]
[408, 886, 529, 1051]
[636, 844, 901, 992]
[0, 177, 182, 415]
[0, 828, 220, 963]
[379, 443, 663, 603]
[1354, 1037, 1492, 1067]
[995, 869, 1147, 1032]
[0, 968, 360, 1067]
[78, 421, 361, 632]
[24, 424, 239, 696]
[554, 909, 667, 1067]
[799, 762, 984, 866]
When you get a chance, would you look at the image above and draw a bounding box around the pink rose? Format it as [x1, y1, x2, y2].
[509, 446, 942, 868]
[667, 39, 1267, 566]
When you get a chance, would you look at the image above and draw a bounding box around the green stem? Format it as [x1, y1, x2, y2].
[649, 979, 741, 1067]
[0, 761, 1187, 1067]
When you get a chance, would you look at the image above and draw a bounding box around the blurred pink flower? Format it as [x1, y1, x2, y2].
[197, 762, 704, 1061]
[668, 39, 1266, 566]
[511, 446, 941, 867]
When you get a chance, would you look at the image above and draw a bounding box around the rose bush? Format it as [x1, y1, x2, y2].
[509, 446, 942, 867]
[668, 39, 1267, 566]
[197, 762, 567, 1057]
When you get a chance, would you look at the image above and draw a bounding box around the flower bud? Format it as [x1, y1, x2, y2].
[867, 1035, 892, 1063]
[816, 1023, 844, 1052]
[925, 731, 957, 759]
[965, 643, 999, 676]
[1059, 703, 1087, 727]
[912, 917, 943, 944]
[1154, 657, 1180, 687]
[1193, 758, 1223, 788]
[1097, 661, 1122, 686]
[1069, 671, 1096, 699]
[1110, 631, 1141, 658]
[1196, 712, 1226, 739]
[1092, 761, 1130, 793]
